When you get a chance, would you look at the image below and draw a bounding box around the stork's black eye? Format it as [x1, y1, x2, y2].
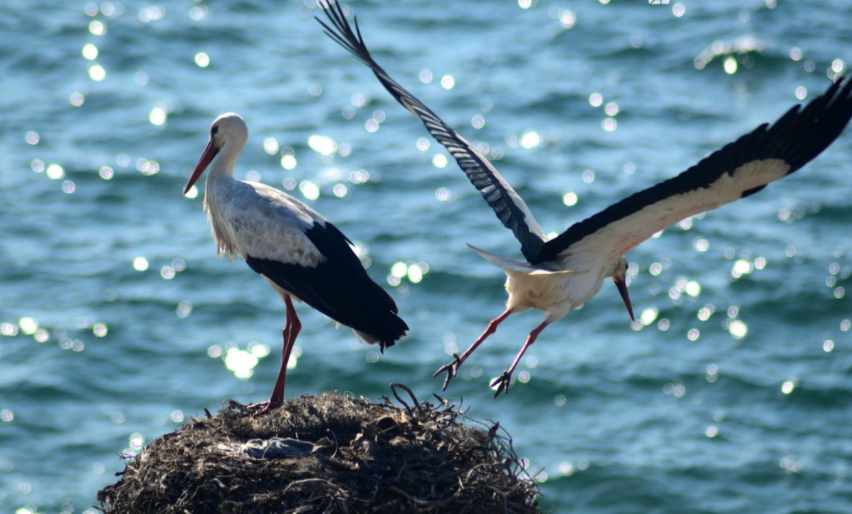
[624, 261, 629, 270]
[211, 125, 219, 137]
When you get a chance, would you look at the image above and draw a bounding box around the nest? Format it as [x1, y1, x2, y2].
[96, 385, 541, 513]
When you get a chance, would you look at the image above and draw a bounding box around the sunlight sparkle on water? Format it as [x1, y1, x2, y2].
[436, 187, 451, 201]
[132, 257, 149, 272]
[184, 185, 199, 199]
[441, 75, 455, 90]
[407, 264, 423, 283]
[18, 317, 38, 335]
[263, 137, 279, 155]
[731, 259, 753, 279]
[299, 181, 320, 200]
[781, 378, 797, 395]
[351, 93, 367, 107]
[728, 320, 748, 339]
[589, 93, 603, 107]
[281, 155, 297, 170]
[705, 426, 719, 438]
[558, 9, 576, 29]
[0, 323, 18, 336]
[70, 91, 85, 107]
[697, 305, 715, 321]
[175, 300, 193, 318]
[416, 137, 430, 151]
[520, 130, 541, 149]
[93, 323, 108, 337]
[789, 47, 803, 61]
[149, 107, 167, 126]
[189, 4, 208, 20]
[308, 135, 338, 156]
[82, 43, 98, 60]
[89, 64, 106, 81]
[640, 308, 658, 326]
[601, 118, 617, 132]
[562, 192, 578, 207]
[350, 169, 369, 184]
[391, 262, 408, 279]
[224, 347, 260, 379]
[795, 86, 807, 100]
[471, 115, 485, 129]
[46, 163, 64, 178]
[194, 52, 210, 68]
[419, 69, 433, 84]
[89, 20, 106, 35]
[604, 102, 619, 116]
[138, 5, 165, 22]
[707, 363, 719, 383]
[823, 339, 835, 352]
[432, 154, 448, 168]
[685, 281, 701, 297]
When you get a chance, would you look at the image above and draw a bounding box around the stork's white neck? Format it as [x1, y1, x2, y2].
[207, 137, 245, 186]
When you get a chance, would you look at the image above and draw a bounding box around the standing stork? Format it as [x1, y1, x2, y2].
[184, 113, 408, 411]
[317, 3, 852, 396]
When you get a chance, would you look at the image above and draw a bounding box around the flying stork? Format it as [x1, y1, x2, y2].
[184, 113, 408, 411]
[318, 3, 852, 396]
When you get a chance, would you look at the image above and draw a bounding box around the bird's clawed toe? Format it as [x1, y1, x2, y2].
[490, 371, 513, 397]
[433, 353, 463, 391]
[246, 400, 282, 417]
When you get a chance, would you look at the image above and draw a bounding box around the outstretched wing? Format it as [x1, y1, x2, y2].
[534, 77, 852, 265]
[316, 1, 546, 262]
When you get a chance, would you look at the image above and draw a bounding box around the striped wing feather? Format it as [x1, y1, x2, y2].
[317, 2, 547, 262]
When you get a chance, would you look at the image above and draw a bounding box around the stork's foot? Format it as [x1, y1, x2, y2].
[490, 371, 513, 397]
[246, 399, 283, 416]
[433, 353, 463, 391]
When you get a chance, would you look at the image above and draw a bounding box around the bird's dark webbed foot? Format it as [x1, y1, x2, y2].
[490, 371, 513, 398]
[433, 353, 463, 391]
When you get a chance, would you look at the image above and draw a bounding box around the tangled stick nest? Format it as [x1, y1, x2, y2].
[97, 385, 541, 513]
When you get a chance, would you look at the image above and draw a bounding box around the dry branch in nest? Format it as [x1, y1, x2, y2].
[97, 384, 541, 513]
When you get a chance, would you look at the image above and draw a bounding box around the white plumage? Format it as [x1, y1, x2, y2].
[319, 3, 852, 396]
[184, 113, 408, 410]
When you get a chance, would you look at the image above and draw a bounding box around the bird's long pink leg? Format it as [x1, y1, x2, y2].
[433, 309, 513, 390]
[252, 296, 301, 414]
[491, 320, 550, 397]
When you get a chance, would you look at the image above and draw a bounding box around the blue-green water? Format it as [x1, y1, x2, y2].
[2, 1, 852, 512]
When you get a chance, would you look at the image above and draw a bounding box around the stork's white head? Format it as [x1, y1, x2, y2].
[183, 113, 249, 195]
[609, 256, 634, 321]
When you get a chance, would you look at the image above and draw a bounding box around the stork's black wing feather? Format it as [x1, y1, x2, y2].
[246, 220, 408, 348]
[534, 77, 852, 265]
[317, 1, 546, 262]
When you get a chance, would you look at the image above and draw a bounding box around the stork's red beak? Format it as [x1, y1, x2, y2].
[614, 276, 634, 321]
[183, 140, 219, 195]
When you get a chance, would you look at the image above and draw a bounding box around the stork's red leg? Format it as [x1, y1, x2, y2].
[433, 308, 513, 390]
[250, 295, 301, 414]
[491, 320, 550, 397]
